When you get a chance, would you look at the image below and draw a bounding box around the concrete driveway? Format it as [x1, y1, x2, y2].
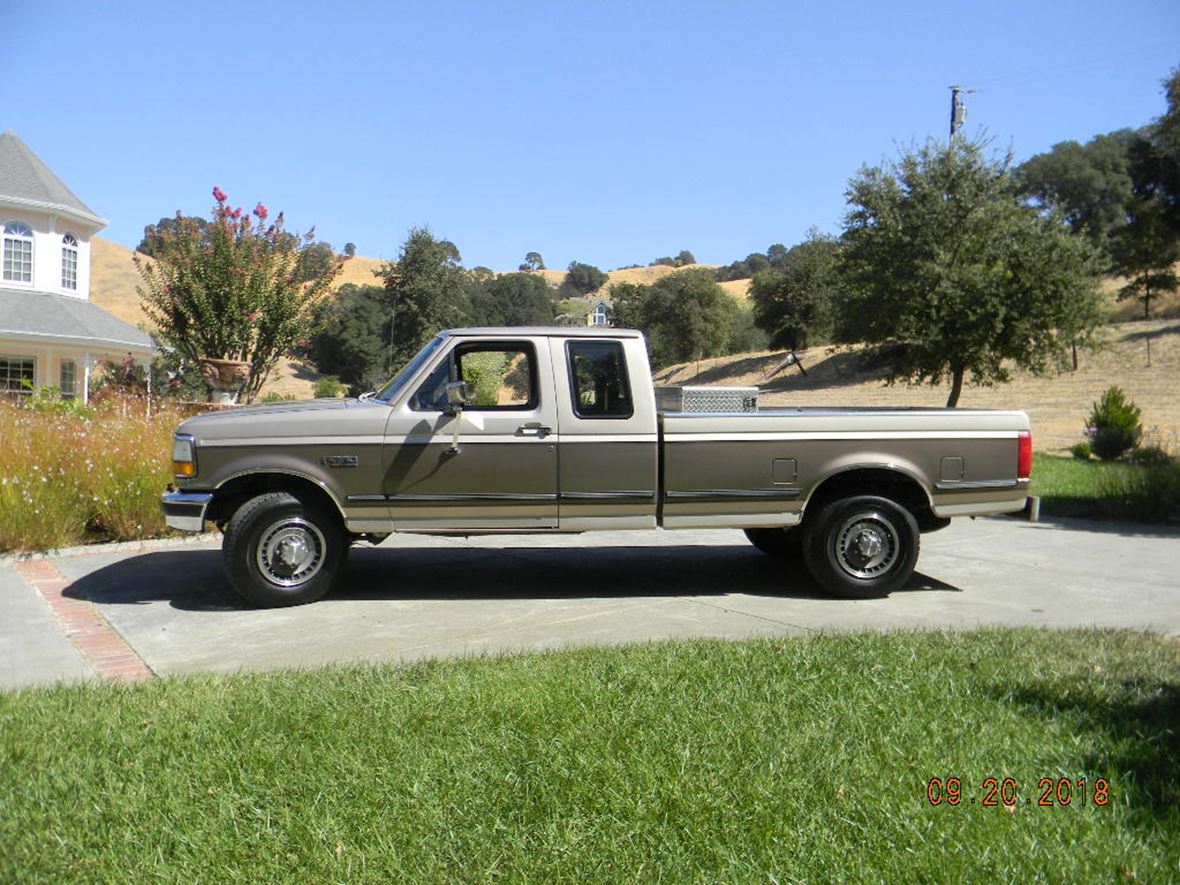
[3, 516, 1178, 689]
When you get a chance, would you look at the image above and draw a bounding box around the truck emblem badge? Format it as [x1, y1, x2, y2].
[321, 455, 359, 469]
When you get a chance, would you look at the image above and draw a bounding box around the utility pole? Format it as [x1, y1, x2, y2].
[949, 84, 975, 141]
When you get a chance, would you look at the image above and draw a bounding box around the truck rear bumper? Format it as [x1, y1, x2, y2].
[161, 491, 214, 532]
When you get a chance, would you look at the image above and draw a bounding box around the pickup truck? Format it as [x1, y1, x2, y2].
[162, 327, 1032, 607]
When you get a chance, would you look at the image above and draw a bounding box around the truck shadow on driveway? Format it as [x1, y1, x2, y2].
[64, 544, 960, 611]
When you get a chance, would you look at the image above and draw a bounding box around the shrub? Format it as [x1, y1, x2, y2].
[1095, 459, 1180, 523]
[1086, 386, 1142, 461]
[313, 376, 347, 398]
[1070, 441, 1092, 460]
[1125, 444, 1175, 468]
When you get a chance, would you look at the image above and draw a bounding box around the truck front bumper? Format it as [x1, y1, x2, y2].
[161, 491, 214, 532]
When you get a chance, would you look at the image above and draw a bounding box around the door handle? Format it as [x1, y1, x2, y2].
[516, 423, 552, 438]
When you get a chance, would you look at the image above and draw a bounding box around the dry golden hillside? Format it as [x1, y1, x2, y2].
[526, 262, 747, 299]
[334, 255, 387, 288]
[89, 237, 152, 327]
[654, 320, 1180, 453]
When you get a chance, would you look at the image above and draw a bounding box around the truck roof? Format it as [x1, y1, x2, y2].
[440, 326, 644, 339]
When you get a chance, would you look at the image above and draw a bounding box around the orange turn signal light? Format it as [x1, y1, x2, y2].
[172, 461, 196, 477]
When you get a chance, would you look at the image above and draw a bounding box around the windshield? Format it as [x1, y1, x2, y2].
[372, 335, 446, 403]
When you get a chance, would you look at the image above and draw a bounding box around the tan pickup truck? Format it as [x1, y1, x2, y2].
[162, 328, 1032, 607]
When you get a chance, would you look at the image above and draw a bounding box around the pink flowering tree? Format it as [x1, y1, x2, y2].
[135, 187, 342, 402]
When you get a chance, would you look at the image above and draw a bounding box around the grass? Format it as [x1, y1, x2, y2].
[1, 629, 1177, 883]
[1034, 453, 1180, 523]
[0, 396, 177, 552]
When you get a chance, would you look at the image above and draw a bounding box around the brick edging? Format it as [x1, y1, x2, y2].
[0, 532, 221, 567]
[14, 559, 154, 681]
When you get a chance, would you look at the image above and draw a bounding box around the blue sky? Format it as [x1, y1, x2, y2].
[7, 1, 1180, 272]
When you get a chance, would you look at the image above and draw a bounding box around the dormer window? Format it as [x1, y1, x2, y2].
[3, 221, 34, 283]
[62, 233, 79, 290]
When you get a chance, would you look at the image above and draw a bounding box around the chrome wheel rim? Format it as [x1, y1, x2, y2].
[833, 511, 900, 580]
[255, 517, 326, 588]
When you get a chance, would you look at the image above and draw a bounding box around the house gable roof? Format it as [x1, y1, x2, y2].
[0, 286, 156, 353]
[0, 131, 107, 229]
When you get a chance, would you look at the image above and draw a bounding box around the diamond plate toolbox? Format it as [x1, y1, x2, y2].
[654, 386, 760, 414]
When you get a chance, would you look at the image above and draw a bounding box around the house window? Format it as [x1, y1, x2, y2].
[566, 340, 633, 418]
[3, 221, 34, 283]
[590, 303, 609, 326]
[0, 356, 35, 395]
[62, 233, 79, 290]
[60, 359, 77, 398]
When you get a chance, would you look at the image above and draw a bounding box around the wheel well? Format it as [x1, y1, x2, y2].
[208, 473, 345, 530]
[803, 468, 939, 530]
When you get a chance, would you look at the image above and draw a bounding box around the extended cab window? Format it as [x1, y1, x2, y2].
[567, 340, 633, 419]
[412, 342, 537, 411]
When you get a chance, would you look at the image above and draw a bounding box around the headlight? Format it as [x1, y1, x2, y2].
[171, 434, 197, 478]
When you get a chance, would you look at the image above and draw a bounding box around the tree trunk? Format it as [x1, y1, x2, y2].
[945, 366, 964, 408]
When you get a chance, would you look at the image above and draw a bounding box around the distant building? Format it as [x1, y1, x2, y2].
[588, 300, 610, 327]
[0, 130, 155, 400]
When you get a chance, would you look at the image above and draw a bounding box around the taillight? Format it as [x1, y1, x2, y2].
[1017, 432, 1032, 481]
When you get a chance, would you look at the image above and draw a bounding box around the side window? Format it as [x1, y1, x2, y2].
[567, 340, 633, 419]
[411, 342, 536, 411]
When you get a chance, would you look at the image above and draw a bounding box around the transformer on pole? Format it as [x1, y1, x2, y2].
[949, 84, 975, 140]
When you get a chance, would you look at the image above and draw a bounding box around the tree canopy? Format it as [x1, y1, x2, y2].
[1108, 68, 1180, 316]
[469, 272, 555, 326]
[306, 284, 389, 392]
[749, 232, 839, 351]
[519, 251, 545, 271]
[1016, 131, 1135, 248]
[610, 269, 760, 368]
[837, 140, 1103, 407]
[136, 215, 209, 257]
[378, 227, 471, 373]
[561, 261, 608, 296]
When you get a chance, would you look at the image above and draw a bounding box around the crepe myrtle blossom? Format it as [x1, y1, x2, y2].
[212, 185, 228, 203]
[254, 202, 268, 221]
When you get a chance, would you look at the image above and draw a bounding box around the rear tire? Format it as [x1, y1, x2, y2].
[744, 527, 802, 559]
[222, 492, 345, 607]
[801, 495, 919, 599]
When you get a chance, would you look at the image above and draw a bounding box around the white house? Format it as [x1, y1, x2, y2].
[0, 130, 155, 401]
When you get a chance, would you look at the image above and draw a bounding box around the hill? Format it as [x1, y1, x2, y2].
[654, 319, 1180, 453]
[88, 238, 1175, 438]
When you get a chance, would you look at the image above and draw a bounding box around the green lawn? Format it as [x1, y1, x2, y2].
[1034, 453, 1180, 522]
[2, 629, 1178, 882]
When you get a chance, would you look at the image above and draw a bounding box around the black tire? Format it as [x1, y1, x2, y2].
[744, 527, 802, 559]
[801, 495, 919, 599]
[222, 492, 345, 607]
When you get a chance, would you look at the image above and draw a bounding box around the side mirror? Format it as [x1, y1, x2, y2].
[445, 380, 470, 415]
[444, 381, 469, 454]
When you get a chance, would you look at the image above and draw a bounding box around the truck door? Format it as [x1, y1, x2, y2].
[550, 336, 658, 529]
[383, 337, 559, 529]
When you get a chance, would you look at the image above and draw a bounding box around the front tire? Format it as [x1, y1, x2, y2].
[801, 495, 919, 599]
[222, 492, 345, 607]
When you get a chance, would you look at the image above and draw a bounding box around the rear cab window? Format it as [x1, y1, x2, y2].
[566, 340, 633, 419]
